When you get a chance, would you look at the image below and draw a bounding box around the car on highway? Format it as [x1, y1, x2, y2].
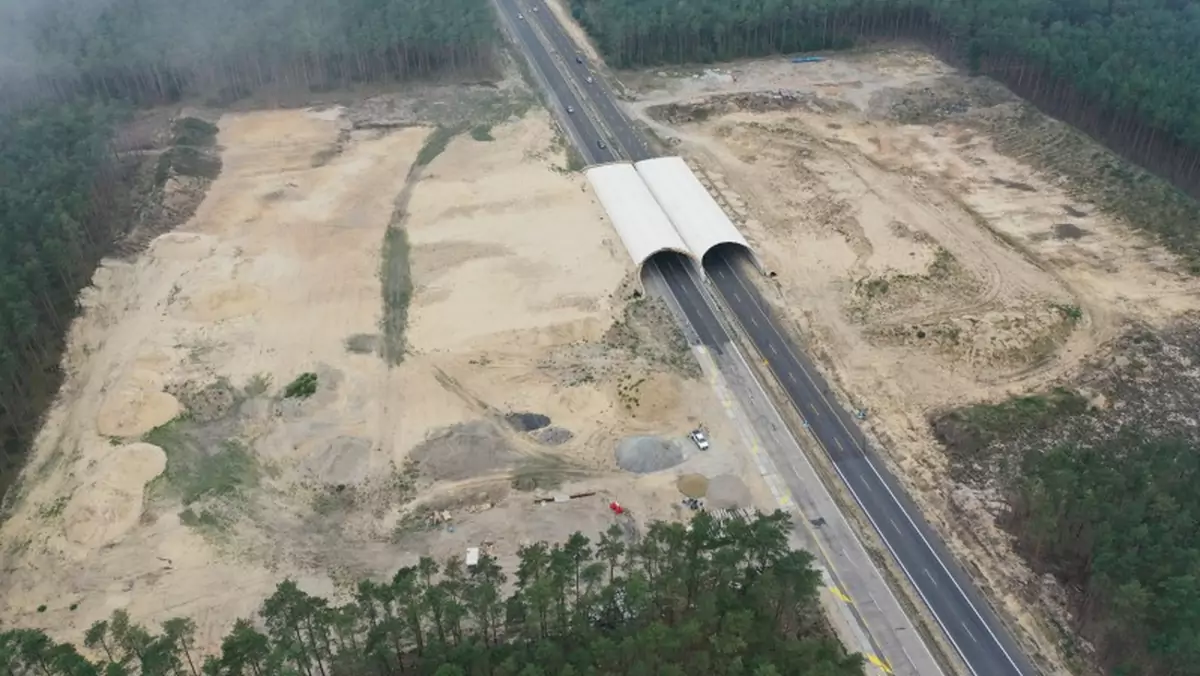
[533, 5, 538, 10]
[517, 13, 523, 19]
[575, 55, 584, 64]
[566, 106, 574, 114]
[585, 75, 593, 83]
[596, 139, 606, 149]
[689, 429, 710, 450]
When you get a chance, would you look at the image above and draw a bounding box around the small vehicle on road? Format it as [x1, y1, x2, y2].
[689, 429, 710, 451]
[585, 75, 594, 83]
[566, 105, 575, 114]
[517, 13, 523, 19]
[596, 139, 606, 149]
[575, 55, 584, 64]
[533, 5, 538, 11]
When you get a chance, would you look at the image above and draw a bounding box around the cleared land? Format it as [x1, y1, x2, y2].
[624, 46, 1200, 672]
[0, 87, 754, 650]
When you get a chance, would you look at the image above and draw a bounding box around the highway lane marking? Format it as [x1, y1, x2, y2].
[831, 586, 853, 603]
[835, 437, 844, 451]
[749, 314, 758, 327]
[732, 291, 743, 303]
[924, 568, 939, 587]
[867, 654, 894, 674]
[961, 621, 978, 643]
[768, 343, 777, 355]
[721, 263, 1023, 674]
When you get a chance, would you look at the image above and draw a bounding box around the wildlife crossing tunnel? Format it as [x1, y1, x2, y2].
[584, 158, 761, 291]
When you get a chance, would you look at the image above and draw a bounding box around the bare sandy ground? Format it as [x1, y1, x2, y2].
[0, 105, 746, 650]
[622, 47, 1200, 672]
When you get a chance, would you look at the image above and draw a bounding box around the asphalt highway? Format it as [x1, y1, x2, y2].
[707, 253, 1034, 676]
[506, 1, 1038, 674]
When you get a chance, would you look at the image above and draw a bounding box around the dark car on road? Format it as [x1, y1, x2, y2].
[575, 55, 584, 64]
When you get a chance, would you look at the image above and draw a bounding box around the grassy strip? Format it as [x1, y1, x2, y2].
[380, 226, 413, 365]
[416, 124, 466, 166]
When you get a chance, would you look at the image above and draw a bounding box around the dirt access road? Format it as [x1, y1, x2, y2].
[616, 46, 1200, 673]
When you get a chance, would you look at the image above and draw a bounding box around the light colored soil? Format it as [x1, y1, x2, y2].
[0, 104, 748, 651]
[623, 46, 1200, 674]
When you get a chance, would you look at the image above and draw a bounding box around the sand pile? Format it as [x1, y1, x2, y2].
[676, 473, 709, 498]
[706, 474, 751, 509]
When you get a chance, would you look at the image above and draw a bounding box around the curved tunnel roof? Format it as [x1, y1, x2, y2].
[633, 157, 756, 265]
[584, 162, 696, 286]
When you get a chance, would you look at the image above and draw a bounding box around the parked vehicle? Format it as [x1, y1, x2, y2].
[689, 429, 710, 450]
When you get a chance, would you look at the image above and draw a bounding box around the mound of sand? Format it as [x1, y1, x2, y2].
[615, 436, 684, 473]
[409, 421, 516, 481]
[304, 436, 373, 486]
[62, 442, 167, 548]
[706, 474, 750, 509]
[96, 370, 182, 438]
[677, 473, 709, 498]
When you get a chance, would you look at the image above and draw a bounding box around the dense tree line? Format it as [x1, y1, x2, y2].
[0, 0, 499, 498]
[0, 102, 127, 496]
[567, 0, 1200, 207]
[1008, 434, 1200, 675]
[0, 512, 864, 676]
[4, 0, 498, 106]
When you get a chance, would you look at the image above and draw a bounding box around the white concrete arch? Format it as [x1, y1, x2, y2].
[584, 162, 697, 288]
[633, 156, 760, 269]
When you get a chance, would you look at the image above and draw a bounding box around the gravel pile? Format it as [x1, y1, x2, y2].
[615, 436, 683, 473]
[532, 426, 573, 445]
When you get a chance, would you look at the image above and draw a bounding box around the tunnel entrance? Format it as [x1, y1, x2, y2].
[638, 248, 699, 293]
[701, 241, 759, 277]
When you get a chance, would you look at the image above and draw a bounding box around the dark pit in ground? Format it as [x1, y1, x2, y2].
[506, 412, 551, 432]
[1053, 223, 1089, 240]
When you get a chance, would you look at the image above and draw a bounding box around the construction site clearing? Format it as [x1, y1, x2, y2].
[0, 82, 764, 650]
[618, 45, 1200, 673]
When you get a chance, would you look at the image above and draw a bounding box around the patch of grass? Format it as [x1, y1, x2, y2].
[380, 227, 413, 365]
[859, 277, 890, 298]
[928, 247, 956, 279]
[282, 372, 318, 399]
[1053, 303, 1084, 321]
[145, 418, 260, 506]
[344, 333, 379, 355]
[172, 117, 218, 147]
[179, 506, 233, 534]
[243, 372, 271, 398]
[155, 146, 222, 184]
[470, 124, 495, 142]
[416, 125, 466, 166]
[37, 495, 69, 519]
[933, 388, 1089, 458]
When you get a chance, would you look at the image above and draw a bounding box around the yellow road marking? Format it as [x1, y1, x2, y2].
[867, 654, 894, 674]
[830, 586, 852, 603]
